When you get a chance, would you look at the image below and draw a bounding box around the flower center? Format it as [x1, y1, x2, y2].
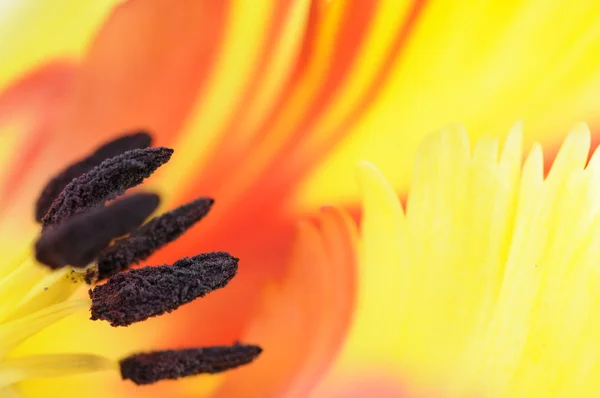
[1, 131, 262, 394]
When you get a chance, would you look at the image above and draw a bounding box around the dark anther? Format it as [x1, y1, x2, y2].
[35, 193, 160, 270]
[96, 197, 214, 281]
[41, 147, 173, 230]
[90, 252, 238, 326]
[35, 131, 152, 222]
[120, 344, 262, 385]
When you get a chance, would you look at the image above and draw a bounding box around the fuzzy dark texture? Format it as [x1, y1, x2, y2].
[95, 197, 214, 281]
[120, 344, 262, 385]
[35, 193, 160, 269]
[41, 147, 172, 230]
[35, 131, 152, 222]
[90, 252, 238, 326]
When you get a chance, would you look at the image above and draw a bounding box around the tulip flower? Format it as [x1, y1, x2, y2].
[1, 0, 600, 397]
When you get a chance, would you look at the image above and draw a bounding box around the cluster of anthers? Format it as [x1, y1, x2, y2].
[32, 131, 262, 385]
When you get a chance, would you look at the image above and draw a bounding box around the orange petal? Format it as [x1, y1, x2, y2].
[0, 62, 76, 208]
[58, 0, 229, 149]
[0, 0, 231, 246]
[206, 207, 357, 397]
[0, 62, 78, 263]
[146, 202, 299, 347]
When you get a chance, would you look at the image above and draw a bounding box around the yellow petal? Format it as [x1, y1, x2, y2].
[336, 124, 600, 397]
[298, 1, 600, 208]
[330, 161, 405, 375]
[0, 1, 120, 93]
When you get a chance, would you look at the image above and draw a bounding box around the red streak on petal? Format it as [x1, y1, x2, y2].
[239, 0, 377, 149]
[290, 0, 378, 139]
[542, 120, 600, 176]
[0, 61, 76, 210]
[281, 0, 431, 179]
[178, 0, 320, 197]
[223, 0, 324, 152]
[196, 0, 429, 248]
[179, 0, 296, 196]
[193, 0, 429, 216]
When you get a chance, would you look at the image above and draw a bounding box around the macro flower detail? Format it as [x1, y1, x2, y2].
[89, 252, 238, 327]
[352, 123, 600, 397]
[0, 133, 262, 396]
[35, 193, 160, 269]
[120, 344, 263, 385]
[95, 196, 214, 281]
[34, 131, 153, 222]
[5, 0, 600, 396]
[41, 145, 173, 230]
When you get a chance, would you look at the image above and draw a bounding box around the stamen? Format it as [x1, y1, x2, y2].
[35, 193, 160, 270]
[95, 197, 214, 280]
[120, 344, 262, 385]
[89, 252, 238, 326]
[35, 131, 152, 222]
[41, 147, 173, 229]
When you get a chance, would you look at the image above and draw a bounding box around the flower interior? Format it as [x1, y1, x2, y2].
[0, 131, 262, 396]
